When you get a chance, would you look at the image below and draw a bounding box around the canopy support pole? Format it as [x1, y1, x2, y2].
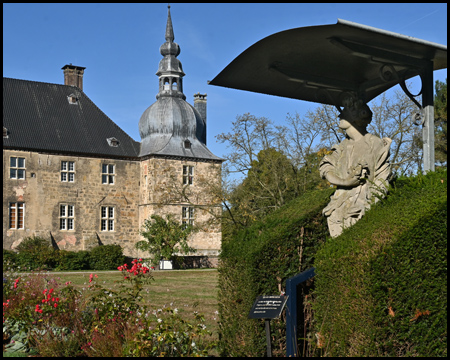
[422, 61, 435, 173]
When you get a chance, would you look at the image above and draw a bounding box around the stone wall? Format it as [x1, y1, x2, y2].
[139, 157, 222, 257]
[3, 149, 140, 255]
[3, 150, 222, 261]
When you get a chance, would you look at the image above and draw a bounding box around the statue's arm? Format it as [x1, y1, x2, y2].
[322, 167, 362, 188]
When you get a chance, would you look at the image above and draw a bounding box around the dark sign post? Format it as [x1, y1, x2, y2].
[248, 295, 288, 357]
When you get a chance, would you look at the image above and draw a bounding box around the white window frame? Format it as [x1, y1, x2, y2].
[59, 204, 75, 231]
[61, 161, 75, 182]
[10, 157, 26, 179]
[182, 206, 194, 229]
[102, 164, 115, 184]
[9, 202, 25, 229]
[182, 165, 194, 185]
[101, 206, 115, 231]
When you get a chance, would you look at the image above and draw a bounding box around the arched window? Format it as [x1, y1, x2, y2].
[163, 78, 170, 91]
[172, 79, 178, 90]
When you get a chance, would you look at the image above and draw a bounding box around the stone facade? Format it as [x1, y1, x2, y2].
[3, 149, 222, 260]
[138, 157, 222, 258]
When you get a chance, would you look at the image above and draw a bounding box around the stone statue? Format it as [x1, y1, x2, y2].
[319, 99, 392, 237]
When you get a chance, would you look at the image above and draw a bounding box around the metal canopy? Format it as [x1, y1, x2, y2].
[209, 19, 447, 172]
[209, 19, 447, 109]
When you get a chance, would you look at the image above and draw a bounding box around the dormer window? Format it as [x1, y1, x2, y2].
[107, 137, 120, 147]
[3, 127, 8, 138]
[67, 93, 78, 104]
[184, 140, 191, 149]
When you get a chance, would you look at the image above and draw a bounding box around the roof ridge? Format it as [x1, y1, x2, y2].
[3, 76, 80, 89]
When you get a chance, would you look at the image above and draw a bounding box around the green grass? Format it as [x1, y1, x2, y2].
[49, 269, 219, 330]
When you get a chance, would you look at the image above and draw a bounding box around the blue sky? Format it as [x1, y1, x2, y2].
[3, 3, 447, 160]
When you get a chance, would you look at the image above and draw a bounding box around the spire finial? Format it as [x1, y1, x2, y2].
[165, 3, 174, 42]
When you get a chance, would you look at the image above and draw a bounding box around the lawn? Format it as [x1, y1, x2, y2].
[56, 269, 219, 334]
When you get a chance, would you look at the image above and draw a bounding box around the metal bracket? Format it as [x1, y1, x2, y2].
[379, 63, 425, 125]
[412, 109, 425, 126]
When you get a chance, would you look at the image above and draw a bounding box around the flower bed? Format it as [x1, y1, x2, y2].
[3, 259, 215, 357]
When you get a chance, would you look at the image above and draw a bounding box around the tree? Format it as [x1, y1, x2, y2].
[216, 113, 275, 176]
[136, 214, 197, 267]
[434, 78, 447, 167]
[230, 149, 298, 222]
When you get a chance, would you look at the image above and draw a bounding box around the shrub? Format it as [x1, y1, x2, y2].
[3, 249, 17, 268]
[218, 188, 334, 357]
[312, 169, 447, 357]
[54, 250, 91, 271]
[88, 244, 125, 270]
[15, 236, 56, 270]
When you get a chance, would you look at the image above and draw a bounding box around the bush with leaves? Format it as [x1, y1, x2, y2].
[313, 169, 447, 357]
[14, 236, 56, 271]
[136, 214, 197, 267]
[218, 188, 333, 357]
[54, 250, 91, 271]
[88, 244, 125, 270]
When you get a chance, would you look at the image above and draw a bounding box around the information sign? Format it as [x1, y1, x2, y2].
[248, 295, 288, 319]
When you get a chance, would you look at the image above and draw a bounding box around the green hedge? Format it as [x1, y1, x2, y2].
[313, 169, 447, 356]
[218, 188, 334, 357]
[54, 250, 91, 271]
[4, 241, 126, 272]
[88, 244, 125, 270]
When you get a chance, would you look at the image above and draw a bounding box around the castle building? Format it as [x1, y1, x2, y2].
[2, 6, 223, 264]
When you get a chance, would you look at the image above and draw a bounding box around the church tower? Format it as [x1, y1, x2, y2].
[137, 5, 222, 265]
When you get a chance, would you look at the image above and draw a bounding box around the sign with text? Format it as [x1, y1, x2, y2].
[248, 295, 288, 319]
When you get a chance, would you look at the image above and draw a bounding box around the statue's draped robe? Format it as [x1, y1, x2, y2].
[320, 134, 391, 237]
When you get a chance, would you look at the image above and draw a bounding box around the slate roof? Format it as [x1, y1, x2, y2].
[3, 77, 141, 158]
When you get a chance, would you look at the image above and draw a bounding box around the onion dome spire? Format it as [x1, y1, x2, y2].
[156, 4, 185, 100]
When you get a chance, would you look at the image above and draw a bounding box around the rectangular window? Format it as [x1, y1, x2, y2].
[10, 157, 26, 179]
[101, 206, 115, 231]
[9, 202, 25, 229]
[61, 161, 75, 182]
[182, 165, 194, 185]
[102, 164, 115, 184]
[182, 206, 194, 229]
[59, 204, 75, 230]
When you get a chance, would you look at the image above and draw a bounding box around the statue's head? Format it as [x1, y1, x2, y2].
[339, 98, 372, 132]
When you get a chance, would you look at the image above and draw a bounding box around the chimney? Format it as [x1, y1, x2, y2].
[62, 64, 86, 91]
[194, 93, 207, 144]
